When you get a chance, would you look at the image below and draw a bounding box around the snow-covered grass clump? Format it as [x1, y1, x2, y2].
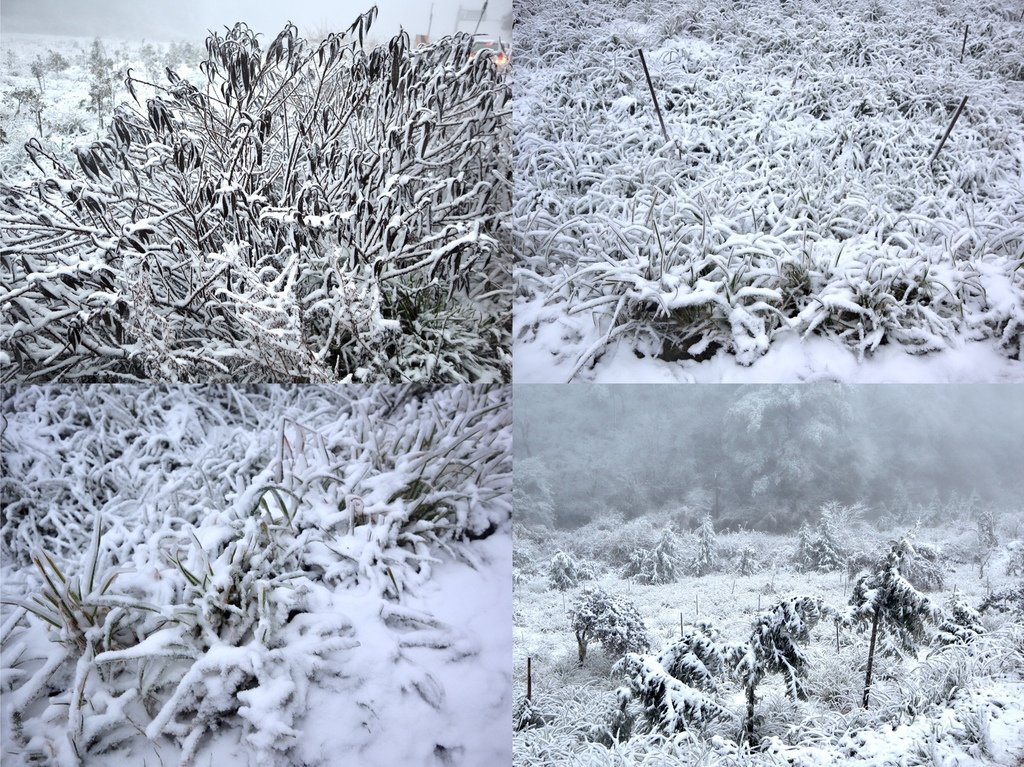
[1, 9, 511, 383]
[1, 384, 512, 766]
[513, 0, 1024, 382]
[513, 514, 1024, 766]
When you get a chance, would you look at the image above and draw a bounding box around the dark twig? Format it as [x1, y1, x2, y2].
[637, 49, 669, 144]
[929, 95, 968, 166]
[960, 24, 969, 63]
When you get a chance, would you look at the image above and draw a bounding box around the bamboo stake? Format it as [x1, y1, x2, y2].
[680, 611, 684, 636]
[929, 95, 968, 166]
[637, 49, 669, 144]
[527, 657, 533, 701]
[960, 25, 969, 63]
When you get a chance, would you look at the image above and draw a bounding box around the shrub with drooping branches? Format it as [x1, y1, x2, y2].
[0, 10, 511, 382]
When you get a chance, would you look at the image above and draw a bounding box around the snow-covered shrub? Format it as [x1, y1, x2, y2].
[735, 546, 759, 576]
[793, 505, 849, 572]
[691, 515, 718, 576]
[0, 384, 511, 765]
[513, 0, 1024, 379]
[613, 651, 727, 735]
[849, 538, 942, 708]
[1005, 541, 1024, 576]
[549, 550, 580, 590]
[571, 587, 651, 665]
[978, 583, 1024, 616]
[657, 621, 726, 693]
[935, 598, 985, 646]
[623, 527, 682, 584]
[1, 12, 511, 382]
[727, 595, 833, 741]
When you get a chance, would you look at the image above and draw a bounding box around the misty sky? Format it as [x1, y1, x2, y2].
[0, 0, 511, 43]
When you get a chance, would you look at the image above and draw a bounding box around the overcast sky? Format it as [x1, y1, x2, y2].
[0, 0, 511, 43]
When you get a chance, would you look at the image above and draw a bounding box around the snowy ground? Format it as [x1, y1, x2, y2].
[0, 385, 512, 767]
[512, 0, 1024, 382]
[513, 515, 1024, 766]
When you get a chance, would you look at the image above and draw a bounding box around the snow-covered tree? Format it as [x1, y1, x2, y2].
[691, 516, 718, 576]
[1007, 541, 1024, 576]
[848, 538, 940, 708]
[549, 550, 579, 591]
[727, 596, 832, 742]
[613, 652, 726, 735]
[735, 546, 758, 576]
[978, 583, 1024, 616]
[623, 528, 682, 584]
[793, 504, 848, 572]
[935, 598, 985, 646]
[657, 621, 726, 692]
[571, 587, 650, 665]
[514, 457, 556, 528]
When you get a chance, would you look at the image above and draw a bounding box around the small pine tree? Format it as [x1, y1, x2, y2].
[623, 528, 681, 584]
[726, 596, 832, 742]
[658, 621, 726, 692]
[849, 538, 940, 708]
[86, 38, 116, 129]
[735, 546, 758, 576]
[793, 504, 847, 572]
[935, 598, 985, 646]
[549, 550, 578, 591]
[691, 516, 718, 576]
[571, 587, 650, 665]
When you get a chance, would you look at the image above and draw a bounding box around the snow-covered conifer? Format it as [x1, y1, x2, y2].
[849, 538, 941, 708]
[691, 516, 719, 576]
[935, 598, 985, 646]
[549, 550, 579, 591]
[726, 596, 833, 741]
[657, 621, 726, 693]
[571, 587, 650, 665]
[735, 546, 758, 576]
[623, 528, 681, 584]
[613, 652, 726, 734]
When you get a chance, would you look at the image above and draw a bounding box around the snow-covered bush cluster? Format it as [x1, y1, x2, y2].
[1, 10, 511, 383]
[1, 384, 512, 766]
[513, 0, 1024, 380]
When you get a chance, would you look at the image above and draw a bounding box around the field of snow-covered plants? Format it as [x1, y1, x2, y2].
[0, 384, 512, 766]
[1, 8, 511, 383]
[512, 0, 1024, 382]
[513, 507, 1024, 766]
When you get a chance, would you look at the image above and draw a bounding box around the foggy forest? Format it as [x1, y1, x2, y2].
[514, 385, 1024, 766]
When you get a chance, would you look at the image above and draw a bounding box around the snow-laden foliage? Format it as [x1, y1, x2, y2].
[549, 550, 595, 590]
[849, 537, 943, 708]
[571, 587, 651, 665]
[935, 597, 986, 646]
[793, 507, 847, 572]
[1007, 541, 1024, 576]
[729, 596, 833, 702]
[735, 546, 759, 576]
[0, 384, 511, 765]
[1, 12, 511, 383]
[978, 582, 1024, 616]
[692, 515, 719, 576]
[657, 621, 727, 693]
[613, 651, 727, 734]
[624, 527, 682, 584]
[513, 0, 1024, 380]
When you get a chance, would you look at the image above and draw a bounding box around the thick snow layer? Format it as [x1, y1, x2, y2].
[512, 0, 1024, 382]
[0, 385, 511, 767]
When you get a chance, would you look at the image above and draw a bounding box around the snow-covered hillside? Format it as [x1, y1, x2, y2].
[0, 384, 512, 766]
[512, 0, 1024, 382]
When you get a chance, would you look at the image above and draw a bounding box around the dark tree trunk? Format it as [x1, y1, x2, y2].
[576, 631, 588, 665]
[744, 683, 756, 742]
[862, 610, 881, 708]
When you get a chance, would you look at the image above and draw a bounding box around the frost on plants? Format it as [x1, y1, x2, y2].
[0, 384, 512, 766]
[0, 11, 511, 383]
[513, 0, 1024, 381]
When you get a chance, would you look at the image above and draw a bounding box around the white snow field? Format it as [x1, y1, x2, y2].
[0, 384, 512, 766]
[512, 0, 1024, 382]
[513, 517, 1024, 767]
[0, 9, 511, 383]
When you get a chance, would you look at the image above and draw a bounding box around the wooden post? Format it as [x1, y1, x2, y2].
[527, 657, 533, 701]
[695, 593, 699, 616]
[929, 95, 968, 166]
[680, 611, 684, 636]
[835, 621, 840, 653]
[637, 49, 670, 144]
[757, 593, 761, 612]
[960, 25, 969, 63]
